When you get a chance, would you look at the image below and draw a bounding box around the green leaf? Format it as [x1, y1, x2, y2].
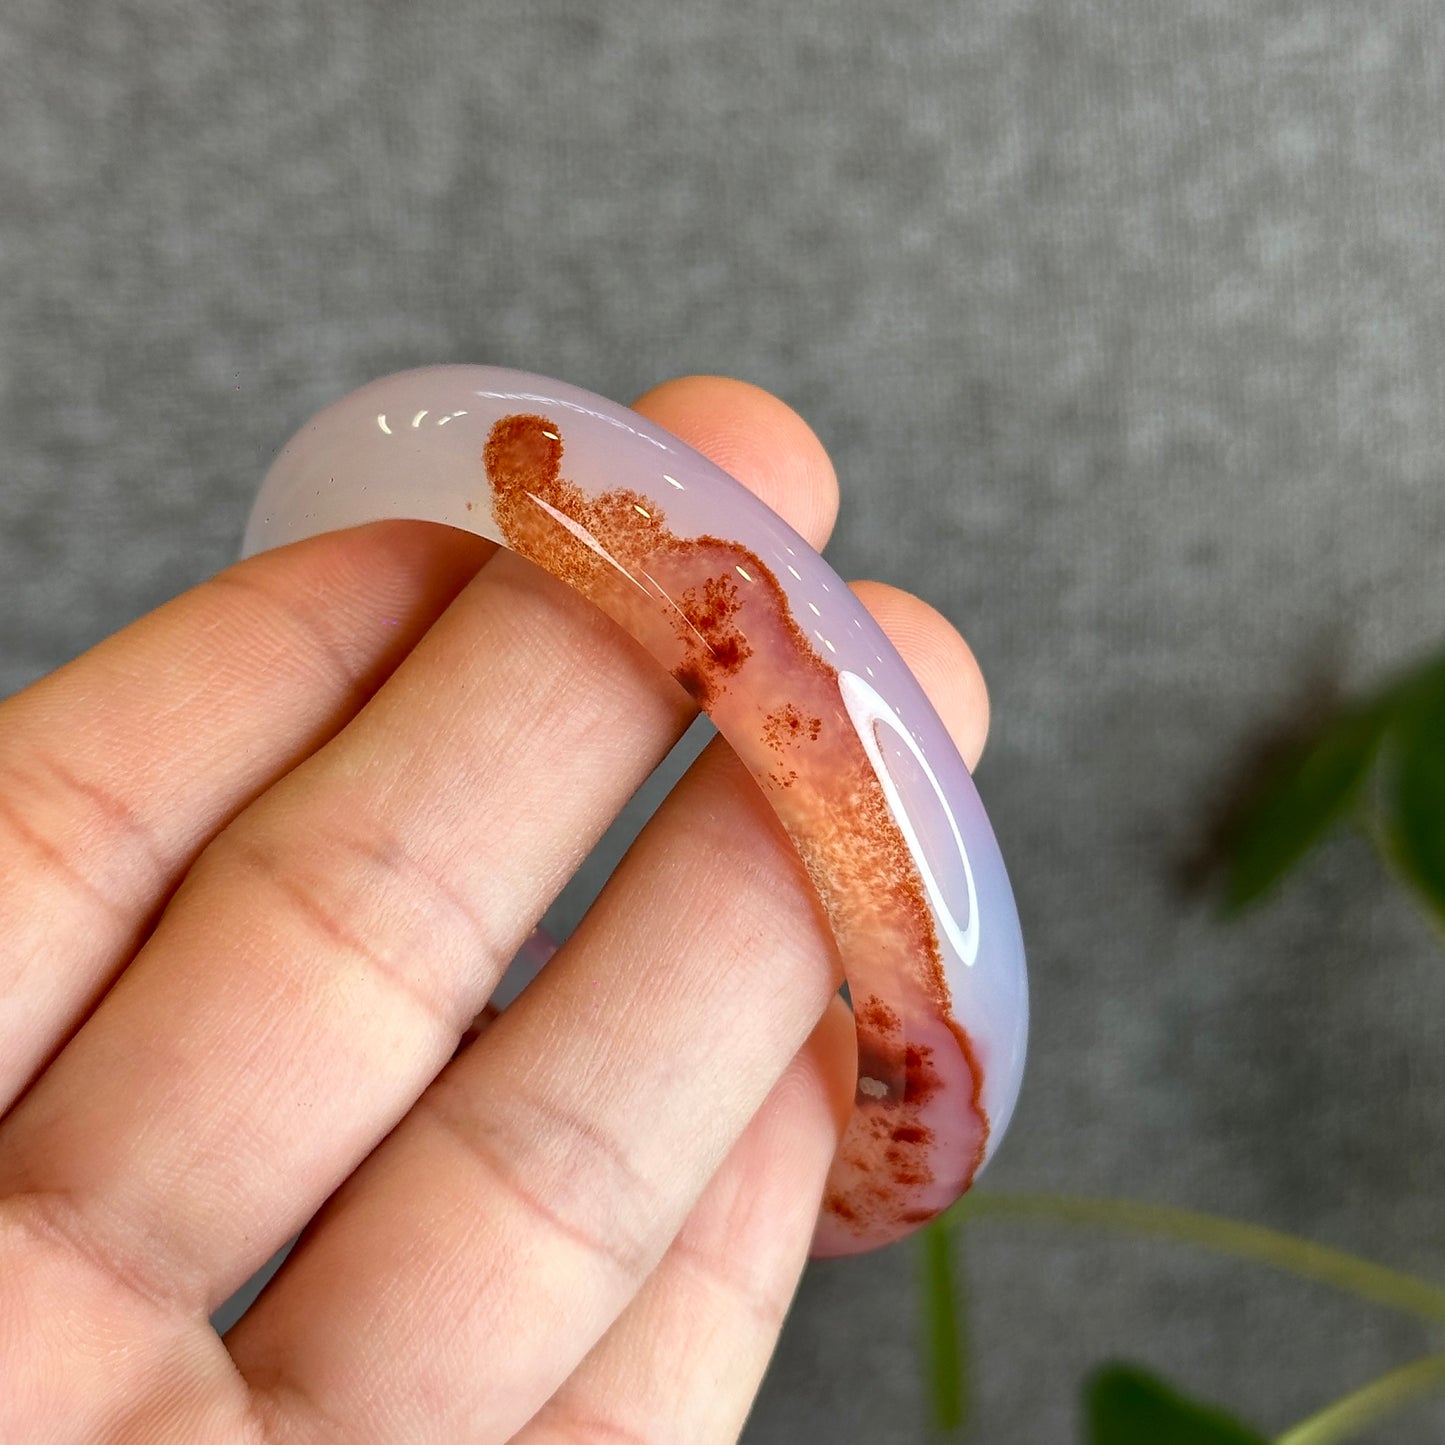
[1384, 660, 1445, 930]
[1086, 1364, 1268, 1445]
[1222, 704, 1387, 911]
[919, 1218, 970, 1434]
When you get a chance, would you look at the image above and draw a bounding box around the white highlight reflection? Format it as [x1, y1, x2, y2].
[838, 669, 980, 967]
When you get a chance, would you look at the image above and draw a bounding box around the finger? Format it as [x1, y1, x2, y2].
[848, 580, 990, 769]
[518, 997, 856, 1445]
[226, 584, 987, 1443]
[0, 378, 840, 1345]
[228, 732, 841, 1445]
[627, 374, 840, 551]
[524, 587, 985, 1445]
[0, 519, 492, 1107]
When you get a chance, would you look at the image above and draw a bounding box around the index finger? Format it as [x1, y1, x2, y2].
[0, 518, 491, 1107]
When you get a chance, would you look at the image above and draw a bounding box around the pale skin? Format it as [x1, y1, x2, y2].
[0, 376, 991, 1443]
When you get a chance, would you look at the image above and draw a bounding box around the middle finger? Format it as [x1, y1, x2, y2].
[229, 580, 986, 1443]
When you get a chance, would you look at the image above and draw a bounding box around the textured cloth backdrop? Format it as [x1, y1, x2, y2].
[2, 3, 1443, 1440]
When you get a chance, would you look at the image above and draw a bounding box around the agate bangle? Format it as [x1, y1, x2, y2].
[242, 366, 1028, 1258]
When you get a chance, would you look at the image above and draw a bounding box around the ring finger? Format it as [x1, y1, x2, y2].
[517, 585, 987, 1444]
[226, 582, 988, 1443]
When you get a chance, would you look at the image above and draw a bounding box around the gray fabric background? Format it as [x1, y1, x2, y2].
[3, 2, 1443, 1439]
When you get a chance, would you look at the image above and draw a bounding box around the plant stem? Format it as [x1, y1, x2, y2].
[920, 1217, 970, 1433]
[1274, 1353, 1445, 1445]
[953, 1193, 1445, 1324]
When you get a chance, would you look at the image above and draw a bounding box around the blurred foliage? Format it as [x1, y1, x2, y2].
[1084, 1365, 1267, 1445]
[1220, 647, 1445, 931]
[918, 644, 1445, 1441]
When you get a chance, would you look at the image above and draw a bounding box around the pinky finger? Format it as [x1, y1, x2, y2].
[518, 996, 856, 1445]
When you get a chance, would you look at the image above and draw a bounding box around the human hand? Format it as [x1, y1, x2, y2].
[0, 377, 989, 1443]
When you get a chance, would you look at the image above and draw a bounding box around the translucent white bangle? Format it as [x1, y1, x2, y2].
[244, 367, 1028, 1257]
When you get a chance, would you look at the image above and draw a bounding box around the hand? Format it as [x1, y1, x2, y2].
[0, 377, 989, 1443]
